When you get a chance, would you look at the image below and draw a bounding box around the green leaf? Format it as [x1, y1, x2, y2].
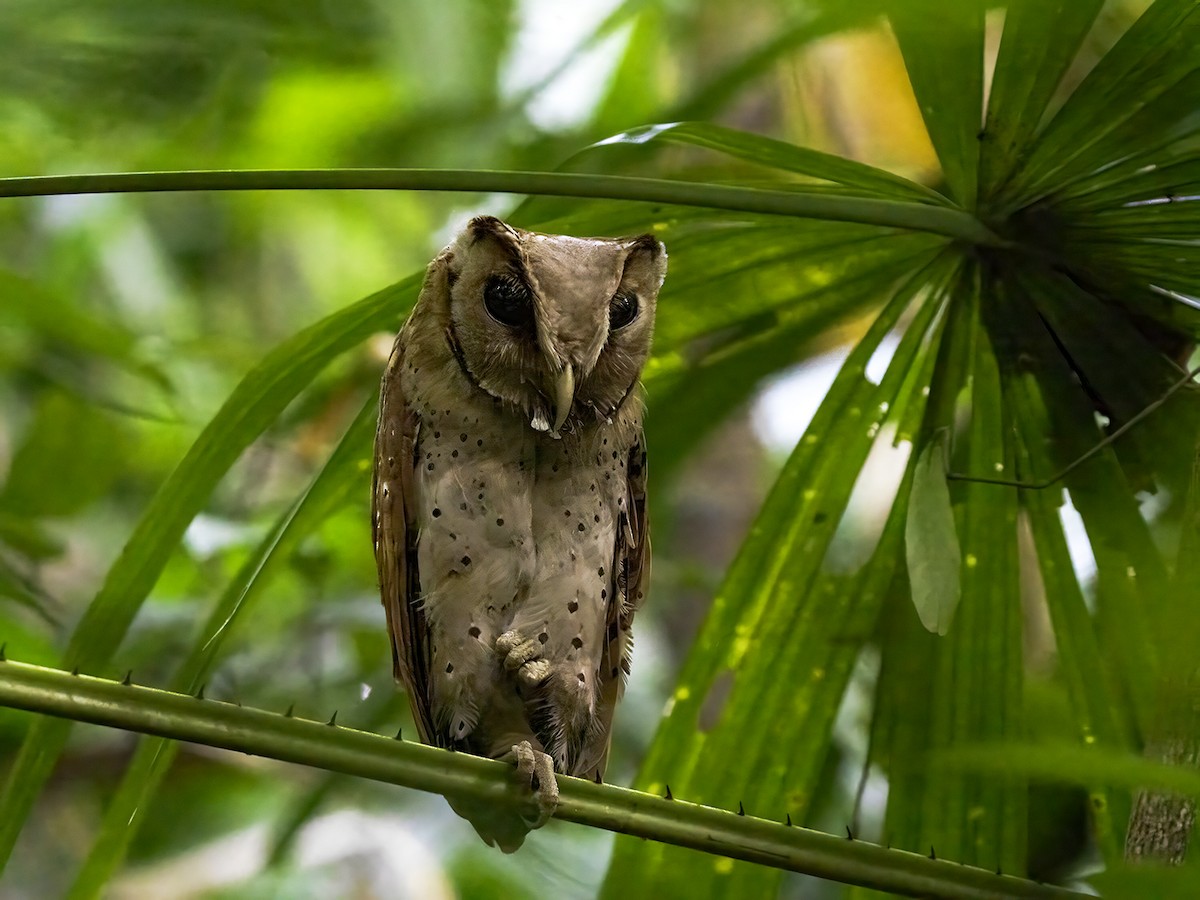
[0, 391, 127, 518]
[602, 252, 954, 897]
[1090, 862, 1200, 899]
[905, 435, 961, 635]
[890, 0, 986, 208]
[0, 276, 418, 872]
[979, 0, 1105, 202]
[1005, 0, 1200, 209]
[66, 398, 376, 898]
[646, 243, 941, 477]
[1054, 156, 1200, 212]
[952, 280, 1025, 872]
[506, 0, 653, 115]
[0, 269, 172, 396]
[0, 513, 63, 562]
[589, 6, 664, 136]
[938, 742, 1200, 798]
[650, 227, 937, 353]
[1160, 430, 1200, 689]
[1006, 270, 1167, 728]
[987, 273, 1135, 860]
[1014, 427, 1131, 859]
[868, 576, 945, 859]
[665, 7, 879, 122]
[0, 554, 56, 625]
[599, 122, 951, 204]
[873, 268, 1026, 875]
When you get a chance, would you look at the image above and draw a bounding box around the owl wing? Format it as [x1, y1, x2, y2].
[617, 437, 651, 632]
[372, 334, 438, 745]
[587, 433, 650, 780]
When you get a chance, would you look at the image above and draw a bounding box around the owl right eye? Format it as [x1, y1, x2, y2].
[483, 275, 534, 328]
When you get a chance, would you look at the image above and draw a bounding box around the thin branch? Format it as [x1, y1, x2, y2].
[0, 169, 1006, 246]
[0, 658, 1082, 900]
[945, 360, 1200, 489]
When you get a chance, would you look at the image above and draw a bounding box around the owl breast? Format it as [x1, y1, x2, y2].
[409, 368, 631, 774]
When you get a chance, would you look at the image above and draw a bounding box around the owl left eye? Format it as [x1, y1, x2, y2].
[609, 292, 638, 330]
[483, 275, 534, 328]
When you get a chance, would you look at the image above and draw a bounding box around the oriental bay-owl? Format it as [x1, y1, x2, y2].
[372, 216, 665, 850]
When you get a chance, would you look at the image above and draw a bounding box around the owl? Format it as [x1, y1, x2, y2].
[372, 216, 665, 851]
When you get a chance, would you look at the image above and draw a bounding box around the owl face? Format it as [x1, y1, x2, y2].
[442, 216, 665, 435]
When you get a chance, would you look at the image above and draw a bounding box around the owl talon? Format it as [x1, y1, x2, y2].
[512, 740, 558, 829]
[496, 632, 552, 687]
[517, 658, 551, 687]
[497, 631, 539, 669]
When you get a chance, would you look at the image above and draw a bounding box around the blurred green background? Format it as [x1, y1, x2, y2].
[0, 0, 1192, 897]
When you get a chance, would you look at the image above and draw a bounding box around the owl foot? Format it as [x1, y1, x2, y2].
[496, 630, 552, 689]
[512, 739, 559, 830]
[444, 740, 558, 853]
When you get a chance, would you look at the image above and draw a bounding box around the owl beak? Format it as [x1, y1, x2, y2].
[551, 363, 575, 436]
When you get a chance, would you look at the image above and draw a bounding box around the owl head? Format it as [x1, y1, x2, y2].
[440, 216, 666, 436]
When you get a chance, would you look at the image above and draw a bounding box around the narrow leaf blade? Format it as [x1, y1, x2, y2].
[979, 0, 1105, 200]
[599, 122, 951, 204]
[0, 277, 417, 871]
[890, 1, 986, 208]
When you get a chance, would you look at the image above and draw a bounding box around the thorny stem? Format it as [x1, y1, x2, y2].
[0, 659, 1083, 900]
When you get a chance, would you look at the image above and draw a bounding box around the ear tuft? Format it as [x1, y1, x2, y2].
[626, 234, 665, 259]
[467, 216, 518, 244]
[622, 234, 668, 289]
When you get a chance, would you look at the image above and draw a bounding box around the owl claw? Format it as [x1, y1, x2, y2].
[496, 631, 552, 687]
[445, 740, 558, 852]
[512, 740, 558, 830]
[517, 658, 551, 687]
[497, 631, 538, 667]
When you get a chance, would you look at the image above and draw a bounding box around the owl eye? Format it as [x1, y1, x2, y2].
[609, 291, 638, 330]
[483, 275, 534, 327]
